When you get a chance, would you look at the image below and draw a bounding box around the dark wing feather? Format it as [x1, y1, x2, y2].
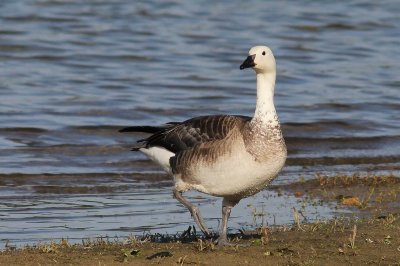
[119, 124, 176, 151]
[121, 115, 251, 153]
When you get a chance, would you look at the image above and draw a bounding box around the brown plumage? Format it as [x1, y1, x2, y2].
[119, 45, 287, 246]
[120, 114, 250, 153]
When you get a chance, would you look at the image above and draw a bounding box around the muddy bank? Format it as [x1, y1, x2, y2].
[1, 216, 399, 265]
[270, 173, 400, 217]
[1, 174, 399, 265]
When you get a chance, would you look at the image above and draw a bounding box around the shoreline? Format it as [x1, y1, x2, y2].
[1, 174, 399, 265]
[1, 216, 399, 265]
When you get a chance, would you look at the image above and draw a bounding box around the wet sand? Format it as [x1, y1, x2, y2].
[1, 174, 399, 265]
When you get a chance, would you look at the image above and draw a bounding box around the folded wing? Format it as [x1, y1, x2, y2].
[120, 115, 250, 153]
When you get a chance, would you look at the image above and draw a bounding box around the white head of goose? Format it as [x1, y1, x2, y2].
[120, 45, 287, 246]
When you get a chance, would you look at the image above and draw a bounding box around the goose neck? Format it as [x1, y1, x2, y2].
[253, 72, 276, 121]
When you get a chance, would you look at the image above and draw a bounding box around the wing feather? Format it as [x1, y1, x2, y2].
[120, 115, 251, 172]
[138, 115, 250, 153]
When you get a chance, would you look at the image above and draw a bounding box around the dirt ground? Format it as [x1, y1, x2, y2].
[1, 174, 399, 266]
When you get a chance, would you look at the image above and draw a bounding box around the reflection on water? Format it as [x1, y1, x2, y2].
[0, 0, 399, 247]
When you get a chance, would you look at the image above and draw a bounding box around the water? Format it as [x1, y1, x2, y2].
[1, 0, 399, 247]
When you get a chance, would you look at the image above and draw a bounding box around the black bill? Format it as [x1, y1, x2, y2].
[240, 54, 256, 70]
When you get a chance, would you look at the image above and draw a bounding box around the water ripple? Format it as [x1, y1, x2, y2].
[1, 0, 400, 247]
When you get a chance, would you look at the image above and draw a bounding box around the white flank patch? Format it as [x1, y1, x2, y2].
[140, 147, 175, 173]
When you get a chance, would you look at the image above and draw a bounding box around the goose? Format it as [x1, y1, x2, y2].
[119, 45, 287, 246]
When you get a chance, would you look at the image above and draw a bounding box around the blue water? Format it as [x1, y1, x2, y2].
[0, 0, 399, 247]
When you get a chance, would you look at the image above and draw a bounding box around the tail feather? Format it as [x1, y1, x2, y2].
[131, 143, 146, 151]
[119, 123, 177, 152]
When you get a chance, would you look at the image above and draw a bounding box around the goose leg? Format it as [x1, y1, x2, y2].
[217, 198, 239, 246]
[173, 189, 211, 237]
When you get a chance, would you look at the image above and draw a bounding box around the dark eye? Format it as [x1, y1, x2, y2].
[262, 51, 266, 56]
